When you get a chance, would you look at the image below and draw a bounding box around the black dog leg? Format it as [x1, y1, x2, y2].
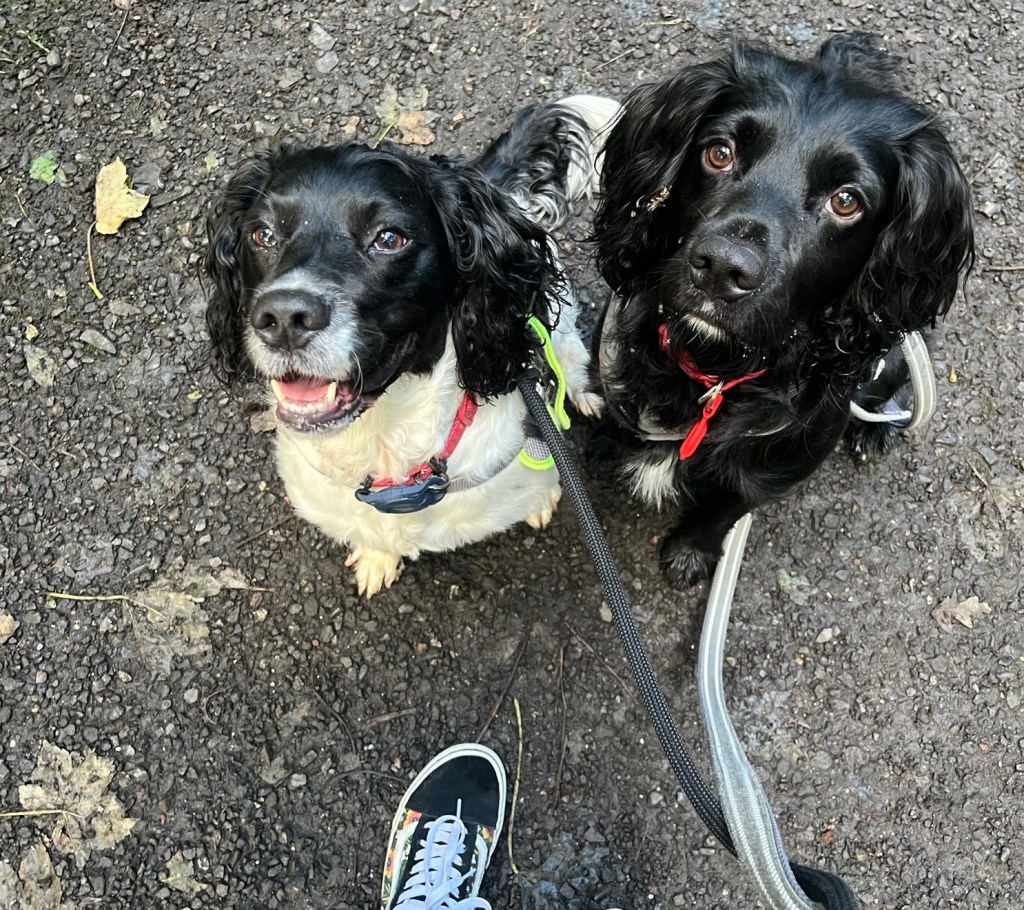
[659, 488, 751, 587]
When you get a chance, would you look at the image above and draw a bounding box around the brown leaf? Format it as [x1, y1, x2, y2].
[94, 157, 150, 235]
[395, 110, 435, 146]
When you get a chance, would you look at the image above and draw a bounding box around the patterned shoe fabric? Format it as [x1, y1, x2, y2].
[382, 744, 507, 910]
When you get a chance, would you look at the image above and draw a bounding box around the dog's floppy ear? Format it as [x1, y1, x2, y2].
[817, 32, 903, 87]
[593, 59, 734, 297]
[204, 149, 277, 382]
[431, 163, 561, 398]
[840, 121, 975, 360]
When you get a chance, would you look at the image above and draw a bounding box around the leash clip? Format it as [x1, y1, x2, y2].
[698, 380, 725, 405]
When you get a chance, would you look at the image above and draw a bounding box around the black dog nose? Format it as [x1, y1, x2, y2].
[250, 290, 330, 351]
[689, 236, 768, 302]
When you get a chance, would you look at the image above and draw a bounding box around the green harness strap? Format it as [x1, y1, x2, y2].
[518, 316, 572, 471]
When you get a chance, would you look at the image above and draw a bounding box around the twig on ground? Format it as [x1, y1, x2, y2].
[302, 683, 358, 754]
[507, 697, 524, 876]
[47, 591, 171, 622]
[553, 642, 568, 807]
[103, 9, 130, 67]
[236, 515, 293, 548]
[980, 263, 1024, 272]
[371, 121, 395, 149]
[365, 708, 417, 727]
[589, 48, 632, 73]
[967, 461, 990, 489]
[86, 222, 103, 299]
[15, 189, 31, 223]
[16, 30, 50, 54]
[335, 768, 405, 784]
[0, 807, 85, 820]
[566, 622, 639, 704]
[475, 626, 531, 741]
[2, 437, 42, 472]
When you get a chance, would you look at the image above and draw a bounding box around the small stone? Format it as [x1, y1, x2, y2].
[309, 23, 336, 51]
[253, 119, 281, 138]
[46, 49, 62, 67]
[184, 688, 199, 705]
[80, 328, 117, 355]
[279, 68, 304, 90]
[315, 52, 339, 74]
[0, 613, 19, 645]
[288, 773, 307, 789]
[815, 627, 835, 644]
[599, 602, 613, 623]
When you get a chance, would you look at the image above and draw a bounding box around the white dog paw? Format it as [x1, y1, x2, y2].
[573, 390, 605, 419]
[526, 487, 562, 530]
[345, 547, 404, 598]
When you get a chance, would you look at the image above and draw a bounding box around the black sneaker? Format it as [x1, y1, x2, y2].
[381, 743, 507, 910]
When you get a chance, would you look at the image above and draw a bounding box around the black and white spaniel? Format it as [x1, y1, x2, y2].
[588, 34, 975, 586]
[205, 99, 615, 596]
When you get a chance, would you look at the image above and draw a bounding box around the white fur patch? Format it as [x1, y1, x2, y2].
[273, 325, 595, 594]
[623, 451, 679, 509]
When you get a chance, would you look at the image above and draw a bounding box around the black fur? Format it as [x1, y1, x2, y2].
[592, 34, 975, 586]
[204, 104, 589, 413]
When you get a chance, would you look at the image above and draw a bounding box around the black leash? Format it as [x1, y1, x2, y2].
[517, 373, 861, 909]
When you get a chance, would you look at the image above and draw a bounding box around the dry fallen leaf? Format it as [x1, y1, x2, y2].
[932, 595, 992, 632]
[0, 844, 74, 910]
[160, 851, 207, 896]
[373, 84, 437, 146]
[94, 157, 150, 235]
[19, 741, 137, 868]
[395, 110, 436, 145]
[23, 344, 56, 388]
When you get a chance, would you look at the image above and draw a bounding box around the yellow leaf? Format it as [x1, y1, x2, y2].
[94, 157, 150, 235]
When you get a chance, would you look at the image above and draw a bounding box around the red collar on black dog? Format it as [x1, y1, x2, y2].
[657, 323, 767, 460]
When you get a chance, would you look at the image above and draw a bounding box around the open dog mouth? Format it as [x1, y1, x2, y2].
[267, 335, 417, 433]
[270, 375, 368, 431]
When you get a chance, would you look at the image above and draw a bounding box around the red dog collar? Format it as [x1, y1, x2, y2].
[356, 393, 479, 513]
[658, 324, 767, 459]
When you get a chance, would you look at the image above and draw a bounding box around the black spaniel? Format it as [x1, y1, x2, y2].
[589, 34, 975, 585]
[204, 99, 616, 595]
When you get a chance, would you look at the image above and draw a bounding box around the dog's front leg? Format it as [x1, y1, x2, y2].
[659, 486, 750, 588]
[345, 546, 404, 599]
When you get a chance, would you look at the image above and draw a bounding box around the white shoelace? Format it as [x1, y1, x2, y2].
[391, 814, 491, 910]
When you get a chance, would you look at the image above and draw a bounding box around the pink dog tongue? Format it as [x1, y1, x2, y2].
[277, 377, 332, 402]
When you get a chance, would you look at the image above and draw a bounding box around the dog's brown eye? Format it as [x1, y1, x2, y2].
[372, 229, 407, 253]
[828, 189, 862, 219]
[703, 142, 735, 172]
[251, 226, 277, 248]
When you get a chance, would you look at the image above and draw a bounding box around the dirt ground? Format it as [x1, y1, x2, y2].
[1, 1, 1021, 908]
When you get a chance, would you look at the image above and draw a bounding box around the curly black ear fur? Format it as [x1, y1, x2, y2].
[817, 31, 903, 88]
[204, 149, 277, 383]
[431, 162, 562, 398]
[593, 59, 735, 297]
[828, 118, 975, 372]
